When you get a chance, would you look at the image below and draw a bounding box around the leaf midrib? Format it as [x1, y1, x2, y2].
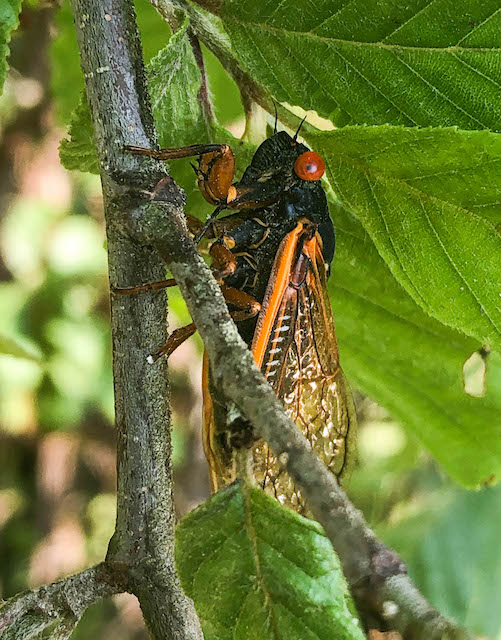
[224, 18, 500, 54]
[241, 481, 281, 638]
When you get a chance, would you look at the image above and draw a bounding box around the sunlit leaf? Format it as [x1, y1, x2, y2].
[310, 125, 501, 351]
[330, 200, 501, 488]
[220, 0, 501, 130]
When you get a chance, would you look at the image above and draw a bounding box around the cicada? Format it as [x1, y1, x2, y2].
[126, 127, 356, 513]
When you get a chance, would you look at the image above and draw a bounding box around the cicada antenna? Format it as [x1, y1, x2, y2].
[293, 116, 307, 142]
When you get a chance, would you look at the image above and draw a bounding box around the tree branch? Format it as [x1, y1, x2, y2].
[0, 564, 126, 640]
[66, 0, 202, 638]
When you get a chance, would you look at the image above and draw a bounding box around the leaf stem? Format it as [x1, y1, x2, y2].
[153, 0, 320, 136]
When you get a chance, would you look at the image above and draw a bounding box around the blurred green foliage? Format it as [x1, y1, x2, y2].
[1, 1, 500, 638]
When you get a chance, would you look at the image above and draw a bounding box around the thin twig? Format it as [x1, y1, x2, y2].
[0, 564, 126, 640]
[187, 29, 215, 128]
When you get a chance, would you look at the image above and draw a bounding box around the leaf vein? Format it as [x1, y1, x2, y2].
[228, 20, 500, 53]
[451, 51, 501, 93]
[455, 6, 501, 46]
[417, 199, 501, 336]
[325, 46, 418, 125]
[382, 0, 439, 42]
[364, 175, 427, 306]
[309, 0, 359, 35]
[390, 52, 486, 128]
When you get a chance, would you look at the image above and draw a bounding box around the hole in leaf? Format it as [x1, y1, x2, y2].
[462, 347, 490, 397]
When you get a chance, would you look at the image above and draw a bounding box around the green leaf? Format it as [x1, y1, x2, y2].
[59, 95, 99, 175]
[310, 125, 501, 352]
[330, 200, 501, 487]
[382, 483, 501, 638]
[0, 0, 22, 94]
[0, 332, 41, 362]
[220, 0, 501, 130]
[149, 17, 209, 148]
[176, 482, 364, 640]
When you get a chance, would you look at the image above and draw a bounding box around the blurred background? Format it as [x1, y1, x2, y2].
[1, 3, 500, 639]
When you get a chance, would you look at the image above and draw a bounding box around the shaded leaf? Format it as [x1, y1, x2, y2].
[382, 480, 501, 638]
[220, 0, 501, 130]
[329, 199, 501, 487]
[149, 17, 208, 148]
[176, 482, 363, 640]
[310, 125, 501, 351]
[0, 0, 22, 94]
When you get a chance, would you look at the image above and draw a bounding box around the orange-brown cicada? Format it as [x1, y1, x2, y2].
[126, 127, 356, 513]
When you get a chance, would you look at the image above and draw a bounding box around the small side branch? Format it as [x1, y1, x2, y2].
[0, 563, 126, 640]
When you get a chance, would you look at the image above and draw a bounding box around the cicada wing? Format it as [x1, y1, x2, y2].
[201, 351, 236, 492]
[251, 231, 356, 512]
[202, 224, 356, 512]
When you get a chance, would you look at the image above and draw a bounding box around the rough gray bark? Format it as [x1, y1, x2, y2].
[0, 0, 202, 639]
[68, 0, 202, 637]
[0, 564, 125, 639]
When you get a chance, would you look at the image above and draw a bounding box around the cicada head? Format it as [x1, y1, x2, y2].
[231, 132, 326, 209]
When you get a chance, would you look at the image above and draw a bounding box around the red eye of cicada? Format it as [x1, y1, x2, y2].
[293, 151, 325, 181]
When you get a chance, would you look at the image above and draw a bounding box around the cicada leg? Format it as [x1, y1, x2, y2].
[149, 323, 198, 362]
[112, 278, 177, 296]
[117, 232, 261, 361]
[209, 240, 238, 279]
[111, 215, 206, 296]
[148, 287, 261, 363]
[149, 286, 261, 361]
[125, 143, 236, 207]
[125, 143, 239, 245]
